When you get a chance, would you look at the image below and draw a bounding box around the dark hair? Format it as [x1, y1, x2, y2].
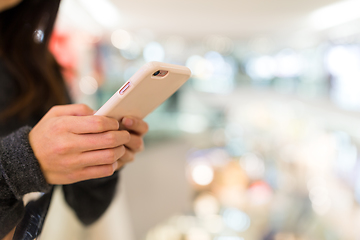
[0, 0, 68, 120]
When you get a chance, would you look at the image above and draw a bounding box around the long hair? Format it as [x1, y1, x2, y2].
[0, 0, 68, 120]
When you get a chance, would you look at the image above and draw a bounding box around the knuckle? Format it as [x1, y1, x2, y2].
[104, 149, 116, 163]
[103, 165, 115, 177]
[51, 123, 62, 134]
[63, 158, 76, 169]
[61, 159, 71, 169]
[134, 137, 144, 151]
[53, 118, 67, 133]
[53, 141, 71, 155]
[67, 171, 79, 183]
[122, 131, 131, 141]
[105, 132, 117, 146]
[122, 151, 135, 163]
[119, 145, 126, 156]
[92, 116, 106, 131]
[110, 118, 120, 129]
[50, 105, 60, 113]
[79, 104, 89, 112]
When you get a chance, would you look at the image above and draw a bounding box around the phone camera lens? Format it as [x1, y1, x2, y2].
[153, 70, 160, 76]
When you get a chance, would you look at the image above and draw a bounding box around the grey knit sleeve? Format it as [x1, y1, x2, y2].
[0, 126, 52, 238]
[0, 126, 51, 198]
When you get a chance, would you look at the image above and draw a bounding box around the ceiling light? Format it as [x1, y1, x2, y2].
[309, 0, 360, 30]
[77, 0, 121, 29]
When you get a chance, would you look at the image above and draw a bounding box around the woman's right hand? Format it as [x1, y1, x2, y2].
[29, 104, 130, 185]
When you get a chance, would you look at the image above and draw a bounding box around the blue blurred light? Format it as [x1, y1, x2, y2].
[275, 49, 303, 78]
[143, 41, 165, 62]
[326, 45, 360, 110]
[223, 208, 251, 232]
[186, 51, 235, 93]
[246, 56, 276, 80]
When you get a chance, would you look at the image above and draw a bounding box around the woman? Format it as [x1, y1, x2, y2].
[0, 0, 148, 239]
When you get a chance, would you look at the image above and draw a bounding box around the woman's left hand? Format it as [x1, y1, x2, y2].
[115, 116, 149, 169]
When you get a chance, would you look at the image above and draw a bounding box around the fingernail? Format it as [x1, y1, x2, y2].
[112, 161, 118, 171]
[123, 118, 133, 127]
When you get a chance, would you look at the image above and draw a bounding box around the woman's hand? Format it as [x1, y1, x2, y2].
[29, 104, 130, 185]
[114, 116, 149, 170]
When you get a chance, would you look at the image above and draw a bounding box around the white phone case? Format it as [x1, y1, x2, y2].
[95, 61, 191, 120]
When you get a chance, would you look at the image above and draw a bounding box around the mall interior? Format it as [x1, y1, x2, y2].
[38, 0, 360, 239]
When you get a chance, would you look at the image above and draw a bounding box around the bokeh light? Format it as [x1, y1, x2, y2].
[78, 0, 121, 28]
[33, 29, 44, 43]
[275, 49, 304, 78]
[186, 51, 235, 93]
[326, 45, 360, 76]
[307, 176, 331, 215]
[186, 228, 211, 240]
[309, 0, 360, 30]
[191, 164, 214, 186]
[201, 215, 224, 234]
[193, 193, 220, 217]
[173, 216, 198, 233]
[146, 225, 181, 240]
[248, 181, 273, 206]
[111, 29, 132, 49]
[143, 41, 165, 62]
[222, 208, 251, 232]
[326, 45, 360, 110]
[186, 55, 211, 79]
[79, 76, 98, 95]
[239, 153, 265, 179]
[246, 56, 276, 80]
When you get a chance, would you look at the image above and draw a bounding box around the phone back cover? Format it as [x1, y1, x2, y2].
[96, 62, 191, 120]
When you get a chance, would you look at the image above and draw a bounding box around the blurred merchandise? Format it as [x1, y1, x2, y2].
[144, 97, 360, 240]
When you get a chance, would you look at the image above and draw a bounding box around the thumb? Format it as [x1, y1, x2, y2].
[47, 104, 94, 118]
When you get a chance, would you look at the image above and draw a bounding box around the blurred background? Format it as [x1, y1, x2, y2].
[40, 0, 360, 239]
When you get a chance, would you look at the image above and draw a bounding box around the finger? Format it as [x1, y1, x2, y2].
[75, 130, 130, 152]
[124, 134, 144, 152]
[76, 163, 118, 181]
[77, 145, 126, 168]
[64, 115, 120, 134]
[48, 104, 94, 118]
[120, 117, 149, 136]
[115, 159, 127, 170]
[118, 148, 135, 164]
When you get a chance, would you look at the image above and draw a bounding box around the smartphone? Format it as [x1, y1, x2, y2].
[95, 61, 191, 120]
